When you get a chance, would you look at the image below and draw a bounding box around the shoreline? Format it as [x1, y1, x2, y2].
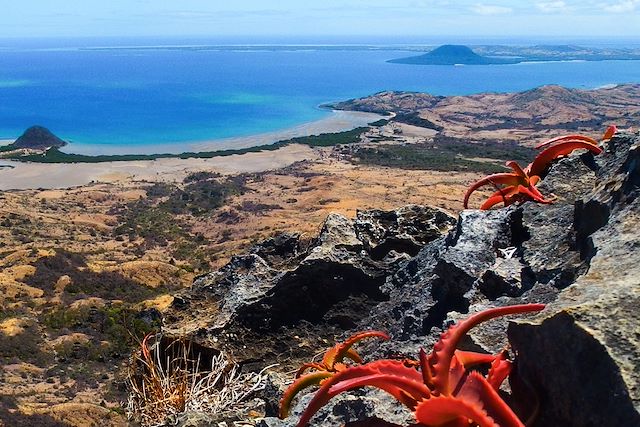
[0, 143, 321, 191]
[0, 110, 386, 190]
[47, 110, 384, 156]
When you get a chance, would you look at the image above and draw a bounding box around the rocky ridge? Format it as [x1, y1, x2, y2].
[163, 132, 640, 426]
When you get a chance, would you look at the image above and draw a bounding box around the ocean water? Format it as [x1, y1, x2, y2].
[1, 37, 639, 154]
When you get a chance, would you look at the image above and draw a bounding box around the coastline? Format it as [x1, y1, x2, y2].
[0, 143, 321, 191]
[61, 110, 384, 156]
[0, 110, 385, 190]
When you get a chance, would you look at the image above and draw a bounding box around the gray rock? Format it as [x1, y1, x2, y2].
[354, 205, 456, 259]
[509, 133, 640, 426]
[161, 133, 640, 426]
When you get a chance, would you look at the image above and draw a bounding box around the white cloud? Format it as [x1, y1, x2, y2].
[536, 1, 568, 12]
[601, 0, 639, 12]
[471, 3, 513, 15]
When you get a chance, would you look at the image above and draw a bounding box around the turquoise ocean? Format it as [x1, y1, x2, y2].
[1, 37, 639, 154]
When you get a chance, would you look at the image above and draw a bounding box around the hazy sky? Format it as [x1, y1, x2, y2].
[1, 0, 639, 39]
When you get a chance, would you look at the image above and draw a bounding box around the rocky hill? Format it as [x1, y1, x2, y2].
[12, 126, 67, 150]
[162, 131, 640, 426]
[389, 44, 515, 65]
[330, 84, 640, 147]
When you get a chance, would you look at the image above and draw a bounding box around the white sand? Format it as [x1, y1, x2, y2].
[0, 110, 386, 191]
[0, 144, 320, 191]
[65, 110, 385, 155]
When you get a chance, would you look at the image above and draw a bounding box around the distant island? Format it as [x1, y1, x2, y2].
[389, 45, 517, 65]
[390, 44, 640, 66]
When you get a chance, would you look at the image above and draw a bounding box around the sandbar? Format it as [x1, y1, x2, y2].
[0, 144, 320, 191]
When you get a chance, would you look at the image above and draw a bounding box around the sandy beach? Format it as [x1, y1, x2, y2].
[0, 110, 385, 191]
[62, 110, 385, 155]
[0, 144, 320, 191]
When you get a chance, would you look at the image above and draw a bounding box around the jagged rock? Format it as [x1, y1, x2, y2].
[508, 133, 640, 426]
[354, 205, 456, 259]
[162, 133, 640, 427]
[163, 206, 455, 366]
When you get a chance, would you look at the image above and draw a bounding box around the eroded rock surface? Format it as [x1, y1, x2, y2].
[164, 133, 640, 426]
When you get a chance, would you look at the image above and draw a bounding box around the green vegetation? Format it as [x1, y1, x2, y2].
[0, 323, 50, 366]
[3, 127, 370, 164]
[394, 113, 443, 131]
[42, 303, 160, 361]
[24, 249, 162, 302]
[159, 175, 247, 216]
[352, 137, 536, 173]
[367, 119, 390, 127]
[113, 174, 248, 269]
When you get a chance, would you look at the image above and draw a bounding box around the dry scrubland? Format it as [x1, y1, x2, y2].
[0, 84, 639, 425]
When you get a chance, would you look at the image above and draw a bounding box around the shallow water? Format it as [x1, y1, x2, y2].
[1, 38, 639, 154]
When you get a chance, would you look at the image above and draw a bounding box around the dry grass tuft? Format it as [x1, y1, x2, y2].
[126, 333, 271, 426]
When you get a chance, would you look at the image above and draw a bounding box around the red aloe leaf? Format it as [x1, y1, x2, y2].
[528, 141, 603, 178]
[428, 304, 545, 396]
[295, 360, 427, 427]
[328, 373, 431, 409]
[296, 362, 328, 378]
[535, 134, 598, 150]
[456, 371, 526, 427]
[414, 395, 501, 427]
[419, 348, 433, 387]
[505, 161, 528, 178]
[279, 371, 333, 418]
[454, 350, 498, 367]
[328, 331, 390, 367]
[486, 351, 512, 391]
[464, 173, 523, 209]
[601, 125, 617, 141]
[516, 185, 553, 204]
[480, 185, 520, 210]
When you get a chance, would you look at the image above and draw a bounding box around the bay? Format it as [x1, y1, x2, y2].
[0, 38, 638, 154]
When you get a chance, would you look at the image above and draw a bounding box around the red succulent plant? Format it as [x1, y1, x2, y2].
[280, 304, 545, 427]
[279, 330, 390, 419]
[464, 126, 617, 210]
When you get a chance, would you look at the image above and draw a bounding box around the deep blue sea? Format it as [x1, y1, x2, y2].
[1, 37, 639, 154]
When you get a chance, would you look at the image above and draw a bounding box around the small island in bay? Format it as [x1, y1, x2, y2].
[0, 125, 68, 157]
[390, 43, 640, 66]
[389, 44, 516, 65]
[13, 126, 67, 150]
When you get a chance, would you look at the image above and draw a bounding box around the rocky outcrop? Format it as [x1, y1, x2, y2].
[164, 133, 640, 426]
[13, 126, 67, 150]
[163, 205, 456, 366]
[508, 134, 640, 426]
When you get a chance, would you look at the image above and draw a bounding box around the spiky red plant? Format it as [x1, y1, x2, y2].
[280, 304, 545, 427]
[464, 126, 616, 210]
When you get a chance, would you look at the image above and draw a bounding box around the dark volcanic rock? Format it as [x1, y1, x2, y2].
[508, 133, 640, 426]
[163, 133, 640, 426]
[13, 126, 67, 150]
[354, 204, 456, 259]
[163, 206, 456, 366]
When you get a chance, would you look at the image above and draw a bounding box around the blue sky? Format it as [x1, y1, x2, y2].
[0, 0, 639, 38]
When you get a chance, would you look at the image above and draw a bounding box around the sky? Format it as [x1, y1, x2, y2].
[0, 0, 639, 39]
